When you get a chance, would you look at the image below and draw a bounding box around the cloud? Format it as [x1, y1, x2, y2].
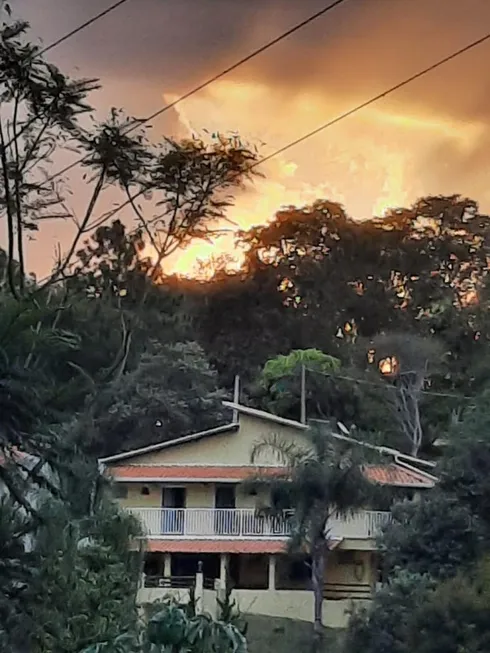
[10, 0, 490, 276]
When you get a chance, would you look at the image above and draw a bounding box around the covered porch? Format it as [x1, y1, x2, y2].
[139, 548, 379, 627]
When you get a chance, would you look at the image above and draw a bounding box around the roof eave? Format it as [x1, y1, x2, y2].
[99, 423, 239, 465]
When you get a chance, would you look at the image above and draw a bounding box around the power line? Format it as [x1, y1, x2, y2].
[38, 0, 133, 56]
[256, 30, 490, 167]
[43, 0, 351, 183]
[136, 0, 351, 130]
[305, 366, 475, 400]
[40, 20, 490, 284]
[78, 26, 490, 239]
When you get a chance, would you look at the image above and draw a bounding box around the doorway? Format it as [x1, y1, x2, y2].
[214, 484, 237, 535]
[162, 487, 186, 534]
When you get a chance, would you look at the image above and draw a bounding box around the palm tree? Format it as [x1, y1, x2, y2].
[250, 426, 376, 648]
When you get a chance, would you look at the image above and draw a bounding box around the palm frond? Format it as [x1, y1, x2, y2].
[250, 431, 311, 467]
[246, 424, 378, 552]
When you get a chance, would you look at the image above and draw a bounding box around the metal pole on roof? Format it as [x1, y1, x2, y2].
[300, 365, 306, 424]
[233, 375, 240, 423]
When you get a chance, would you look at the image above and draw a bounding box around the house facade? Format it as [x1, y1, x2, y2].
[101, 402, 436, 628]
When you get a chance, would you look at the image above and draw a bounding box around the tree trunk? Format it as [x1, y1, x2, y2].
[311, 540, 326, 653]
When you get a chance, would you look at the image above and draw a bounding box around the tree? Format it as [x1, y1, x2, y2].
[407, 560, 490, 653]
[0, 447, 143, 653]
[16, 502, 140, 653]
[0, 495, 39, 650]
[368, 333, 444, 456]
[438, 390, 490, 534]
[0, 20, 258, 299]
[380, 492, 482, 580]
[248, 348, 395, 441]
[185, 267, 292, 387]
[181, 194, 490, 437]
[343, 571, 433, 653]
[70, 131, 258, 291]
[83, 340, 227, 457]
[344, 392, 490, 653]
[249, 427, 375, 648]
[345, 561, 490, 653]
[254, 349, 341, 420]
[238, 196, 490, 340]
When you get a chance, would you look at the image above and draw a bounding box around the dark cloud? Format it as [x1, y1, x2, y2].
[9, 0, 490, 276]
[16, 0, 490, 118]
[13, 0, 490, 184]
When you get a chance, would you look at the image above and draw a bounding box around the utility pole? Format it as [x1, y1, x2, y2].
[300, 365, 306, 424]
[232, 375, 240, 423]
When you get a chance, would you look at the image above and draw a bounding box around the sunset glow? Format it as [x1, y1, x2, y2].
[156, 80, 487, 278]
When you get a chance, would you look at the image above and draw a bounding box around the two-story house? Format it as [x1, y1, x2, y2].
[101, 401, 436, 628]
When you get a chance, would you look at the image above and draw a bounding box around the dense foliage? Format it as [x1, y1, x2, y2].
[344, 393, 490, 653]
[3, 9, 490, 653]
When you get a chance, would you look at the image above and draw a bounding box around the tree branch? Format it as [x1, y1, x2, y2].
[0, 116, 19, 299]
[40, 166, 107, 290]
[12, 92, 25, 291]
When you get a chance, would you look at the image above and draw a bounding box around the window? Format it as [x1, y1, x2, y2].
[276, 555, 311, 590]
[289, 559, 310, 582]
[114, 484, 128, 499]
[141, 486, 150, 496]
[337, 551, 356, 565]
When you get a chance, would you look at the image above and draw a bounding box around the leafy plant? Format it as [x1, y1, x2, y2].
[217, 587, 248, 637]
[81, 604, 248, 653]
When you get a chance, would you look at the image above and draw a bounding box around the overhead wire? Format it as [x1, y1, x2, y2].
[38, 0, 134, 56]
[73, 25, 490, 240]
[304, 366, 476, 400]
[42, 0, 352, 183]
[31, 9, 490, 291]
[255, 30, 490, 167]
[25, 1, 483, 418]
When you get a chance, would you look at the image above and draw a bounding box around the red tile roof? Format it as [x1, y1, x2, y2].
[147, 539, 287, 554]
[108, 462, 434, 488]
[363, 463, 434, 487]
[109, 465, 280, 481]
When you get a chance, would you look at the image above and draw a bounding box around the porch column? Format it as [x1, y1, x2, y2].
[195, 561, 204, 614]
[164, 553, 172, 578]
[219, 553, 229, 590]
[268, 554, 276, 590]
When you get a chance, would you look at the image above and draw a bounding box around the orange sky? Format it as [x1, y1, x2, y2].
[164, 81, 487, 276]
[5, 0, 490, 279]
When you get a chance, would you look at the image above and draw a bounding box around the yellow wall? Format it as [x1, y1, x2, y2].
[117, 481, 267, 510]
[119, 483, 161, 509]
[339, 537, 377, 551]
[326, 550, 373, 586]
[232, 589, 368, 628]
[123, 414, 308, 467]
[138, 586, 367, 629]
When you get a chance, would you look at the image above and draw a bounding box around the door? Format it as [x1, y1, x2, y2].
[214, 485, 236, 535]
[162, 487, 186, 534]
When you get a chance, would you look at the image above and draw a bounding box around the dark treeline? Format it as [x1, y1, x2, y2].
[4, 193, 490, 460]
[2, 13, 490, 653]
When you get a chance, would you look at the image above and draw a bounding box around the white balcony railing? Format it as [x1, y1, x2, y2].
[127, 507, 391, 540]
[327, 510, 391, 539]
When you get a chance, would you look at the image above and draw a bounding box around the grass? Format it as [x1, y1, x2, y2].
[244, 613, 342, 653]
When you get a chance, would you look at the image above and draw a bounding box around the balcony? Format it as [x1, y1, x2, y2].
[127, 508, 391, 540]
